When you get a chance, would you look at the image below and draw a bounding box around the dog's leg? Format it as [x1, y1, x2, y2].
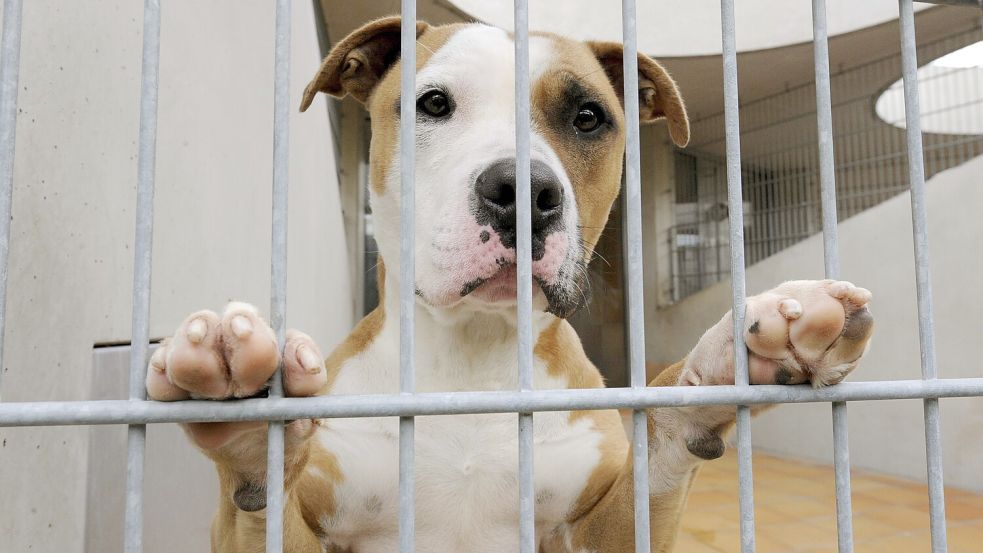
[146, 302, 332, 553]
[545, 279, 874, 553]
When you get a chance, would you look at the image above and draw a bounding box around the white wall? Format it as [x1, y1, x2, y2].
[0, 1, 353, 551]
[646, 155, 983, 492]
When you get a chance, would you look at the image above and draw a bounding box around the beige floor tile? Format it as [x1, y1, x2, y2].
[946, 498, 983, 521]
[852, 514, 907, 541]
[679, 450, 983, 552]
[761, 521, 838, 550]
[674, 533, 727, 553]
[854, 529, 933, 553]
[949, 521, 983, 552]
[863, 505, 932, 531]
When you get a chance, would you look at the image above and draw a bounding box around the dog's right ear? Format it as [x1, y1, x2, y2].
[300, 17, 428, 111]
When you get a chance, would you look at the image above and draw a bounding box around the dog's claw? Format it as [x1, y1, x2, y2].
[230, 315, 253, 338]
[186, 318, 207, 344]
[299, 346, 322, 373]
[778, 298, 803, 320]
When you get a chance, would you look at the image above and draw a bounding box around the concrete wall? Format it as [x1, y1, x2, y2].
[0, 1, 353, 552]
[646, 155, 983, 492]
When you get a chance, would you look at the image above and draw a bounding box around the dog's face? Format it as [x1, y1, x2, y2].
[302, 18, 688, 319]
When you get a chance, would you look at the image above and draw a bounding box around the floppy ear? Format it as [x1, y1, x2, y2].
[300, 17, 429, 111]
[586, 41, 689, 147]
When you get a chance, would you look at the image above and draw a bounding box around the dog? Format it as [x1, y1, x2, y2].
[145, 17, 875, 553]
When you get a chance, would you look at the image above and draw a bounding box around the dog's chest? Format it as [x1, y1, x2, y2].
[315, 410, 603, 551]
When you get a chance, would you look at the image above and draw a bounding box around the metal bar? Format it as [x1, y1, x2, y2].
[123, 1, 160, 552]
[811, 2, 854, 551]
[621, 0, 651, 551]
[266, 1, 291, 552]
[399, 2, 417, 552]
[813, 0, 839, 278]
[914, 0, 979, 6]
[719, 1, 756, 551]
[0, 0, 23, 401]
[898, 1, 948, 551]
[831, 403, 854, 552]
[2, 379, 983, 427]
[513, 1, 535, 551]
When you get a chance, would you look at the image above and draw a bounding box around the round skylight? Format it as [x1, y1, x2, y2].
[875, 41, 983, 135]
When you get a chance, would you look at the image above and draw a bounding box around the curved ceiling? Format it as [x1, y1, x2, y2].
[448, 0, 931, 57]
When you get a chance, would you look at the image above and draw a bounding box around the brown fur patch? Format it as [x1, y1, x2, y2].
[530, 33, 628, 254]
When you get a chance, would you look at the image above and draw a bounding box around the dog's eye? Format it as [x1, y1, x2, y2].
[417, 90, 452, 118]
[573, 103, 605, 133]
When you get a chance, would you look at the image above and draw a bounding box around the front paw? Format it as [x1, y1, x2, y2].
[145, 302, 328, 451]
[652, 280, 874, 470]
[680, 279, 874, 389]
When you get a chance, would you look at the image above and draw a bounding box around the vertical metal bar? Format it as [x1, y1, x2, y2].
[123, 1, 160, 551]
[720, 1, 755, 551]
[898, 2, 947, 551]
[621, 1, 651, 551]
[831, 404, 853, 551]
[0, 0, 23, 401]
[266, 1, 290, 552]
[399, 3, 417, 552]
[513, 0, 535, 551]
[812, 2, 854, 551]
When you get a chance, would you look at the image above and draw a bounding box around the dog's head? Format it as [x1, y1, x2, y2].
[302, 17, 688, 319]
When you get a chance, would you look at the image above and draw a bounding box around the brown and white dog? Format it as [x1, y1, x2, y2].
[145, 17, 875, 553]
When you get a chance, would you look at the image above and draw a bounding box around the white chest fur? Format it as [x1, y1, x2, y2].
[311, 308, 606, 552]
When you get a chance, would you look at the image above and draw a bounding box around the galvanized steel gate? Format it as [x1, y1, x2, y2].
[1, 1, 983, 553]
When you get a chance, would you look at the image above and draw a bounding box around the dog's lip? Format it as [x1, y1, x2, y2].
[465, 264, 541, 302]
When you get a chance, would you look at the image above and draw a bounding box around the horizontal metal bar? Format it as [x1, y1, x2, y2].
[2, 378, 982, 427]
[915, 0, 980, 6]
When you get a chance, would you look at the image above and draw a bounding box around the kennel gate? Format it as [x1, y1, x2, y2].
[1, 1, 983, 553]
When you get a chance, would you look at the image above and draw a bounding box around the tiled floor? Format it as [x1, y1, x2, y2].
[677, 450, 983, 552]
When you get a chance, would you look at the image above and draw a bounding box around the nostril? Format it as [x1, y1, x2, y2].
[536, 187, 562, 213]
[491, 182, 515, 207]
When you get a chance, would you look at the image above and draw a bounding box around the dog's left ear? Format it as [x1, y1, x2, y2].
[587, 41, 689, 147]
[300, 16, 429, 111]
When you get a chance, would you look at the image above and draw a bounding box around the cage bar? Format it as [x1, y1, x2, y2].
[513, 0, 536, 551]
[122, 1, 161, 552]
[264, 1, 291, 552]
[898, 1, 948, 551]
[620, 0, 653, 551]
[0, 0, 22, 400]
[399, 2, 418, 552]
[811, 1, 855, 551]
[719, 0, 756, 551]
[3, 378, 983, 428]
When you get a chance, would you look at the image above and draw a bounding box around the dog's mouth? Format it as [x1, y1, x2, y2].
[460, 264, 531, 302]
[458, 263, 585, 318]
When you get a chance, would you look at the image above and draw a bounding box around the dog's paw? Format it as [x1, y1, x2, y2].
[145, 302, 326, 450]
[680, 279, 874, 389]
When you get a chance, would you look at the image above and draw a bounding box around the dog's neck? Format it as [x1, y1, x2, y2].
[378, 269, 556, 388]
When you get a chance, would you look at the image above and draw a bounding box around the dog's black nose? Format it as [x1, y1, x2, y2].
[475, 159, 564, 235]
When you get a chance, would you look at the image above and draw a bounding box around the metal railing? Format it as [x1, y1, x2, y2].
[668, 23, 983, 303]
[1, 1, 982, 553]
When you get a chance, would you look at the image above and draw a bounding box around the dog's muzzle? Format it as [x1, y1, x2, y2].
[473, 158, 564, 259]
